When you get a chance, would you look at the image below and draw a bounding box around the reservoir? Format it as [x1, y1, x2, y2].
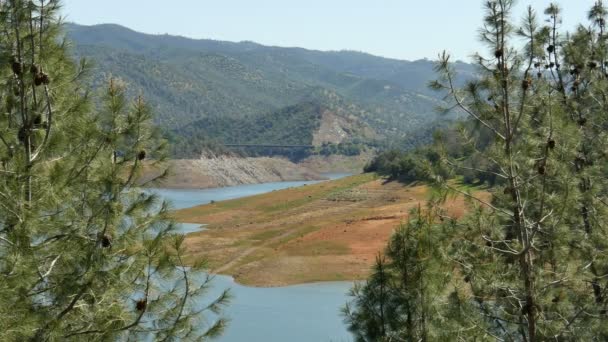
[153, 173, 352, 210]
[151, 173, 354, 342]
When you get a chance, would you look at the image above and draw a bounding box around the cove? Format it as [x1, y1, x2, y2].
[152, 173, 352, 210]
[203, 275, 353, 342]
[150, 173, 355, 341]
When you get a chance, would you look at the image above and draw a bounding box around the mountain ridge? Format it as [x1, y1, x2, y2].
[65, 23, 474, 158]
[66, 23, 472, 65]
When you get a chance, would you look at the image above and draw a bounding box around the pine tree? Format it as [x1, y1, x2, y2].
[342, 206, 448, 341]
[430, 0, 608, 339]
[0, 1, 228, 340]
[350, 1, 608, 340]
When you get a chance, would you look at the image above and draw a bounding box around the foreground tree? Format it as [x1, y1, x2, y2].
[0, 1, 228, 340]
[343, 206, 450, 341]
[431, 0, 608, 339]
[349, 1, 608, 340]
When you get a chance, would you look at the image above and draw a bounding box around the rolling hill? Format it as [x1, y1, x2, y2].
[65, 23, 475, 157]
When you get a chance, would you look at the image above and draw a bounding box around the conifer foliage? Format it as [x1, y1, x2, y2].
[347, 1, 608, 340]
[0, 1, 228, 340]
[343, 207, 447, 341]
[431, 1, 608, 338]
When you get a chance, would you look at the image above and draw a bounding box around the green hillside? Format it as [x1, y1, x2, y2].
[169, 102, 324, 158]
[168, 90, 380, 158]
[65, 23, 472, 157]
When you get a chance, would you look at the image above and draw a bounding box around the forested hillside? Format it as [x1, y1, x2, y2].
[66, 23, 474, 157]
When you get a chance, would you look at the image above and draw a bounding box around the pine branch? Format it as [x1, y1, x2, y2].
[30, 85, 53, 162]
[444, 158, 508, 179]
[436, 52, 507, 141]
[443, 182, 512, 217]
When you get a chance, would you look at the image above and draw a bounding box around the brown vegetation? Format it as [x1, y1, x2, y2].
[174, 174, 483, 286]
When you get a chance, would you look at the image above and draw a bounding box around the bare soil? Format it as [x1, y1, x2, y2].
[139, 155, 324, 189]
[174, 174, 485, 286]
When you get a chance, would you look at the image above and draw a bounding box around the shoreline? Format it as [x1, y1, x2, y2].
[175, 174, 478, 287]
[209, 272, 357, 289]
[147, 173, 335, 191]
[174, 174, 486, 287]
[140, 157, 330, 189]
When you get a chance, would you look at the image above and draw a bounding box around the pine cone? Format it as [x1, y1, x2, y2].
[538, 165, 546, 175]
[11, 59, 22, 75]
[101, 235, 112, 248]
[136, 299, 147, 311]
[18, 127, 27, 143]
[32, 115, 42, 126]
[34, 73, 44, 86]
[578, 117, 587, 126]
[40, 73, 50, 85]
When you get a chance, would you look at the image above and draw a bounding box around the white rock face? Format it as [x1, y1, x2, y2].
[143, 153, 324, 189]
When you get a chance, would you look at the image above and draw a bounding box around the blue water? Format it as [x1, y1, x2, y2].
[175, 223, 207, 234]
[152, 173, 355, 342]
[206, 276, 353, 342]
[151, 173, 351, 210]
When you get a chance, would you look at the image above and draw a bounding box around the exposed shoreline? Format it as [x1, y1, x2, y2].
[211, 273, 355, 289]
[140, 154, 327, 189]
[174, 174, 482, 287]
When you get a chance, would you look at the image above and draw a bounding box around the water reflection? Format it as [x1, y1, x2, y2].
[151, 174, 352, 211]
[174, 223, 207, 234]
[153, 173, 355, 341]
[203, 275, 353, 342]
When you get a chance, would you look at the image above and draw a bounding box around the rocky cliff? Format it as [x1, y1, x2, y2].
[143, 153, 324, 189]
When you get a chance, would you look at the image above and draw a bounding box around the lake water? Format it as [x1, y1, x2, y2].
[206, 276, 353, 342]
[152, 173, 352, 210]
[150, 173, 355, 342]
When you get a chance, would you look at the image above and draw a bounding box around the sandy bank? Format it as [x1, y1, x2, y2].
[174, 174, 487, 287]
[141, 153, 325, 189]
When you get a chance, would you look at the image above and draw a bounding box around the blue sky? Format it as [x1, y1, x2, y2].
[61, 0, 592, 61]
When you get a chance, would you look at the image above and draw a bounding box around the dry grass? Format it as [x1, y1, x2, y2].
[174, 174, 486, 286]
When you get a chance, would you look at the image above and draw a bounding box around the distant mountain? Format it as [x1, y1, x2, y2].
[65, 23, 475, 157]
[166, 89, 380, 158]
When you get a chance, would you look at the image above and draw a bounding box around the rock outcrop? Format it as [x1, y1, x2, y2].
[142, 153, 324, 189]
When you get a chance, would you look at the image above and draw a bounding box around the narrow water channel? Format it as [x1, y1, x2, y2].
[150, 173, 355, 342]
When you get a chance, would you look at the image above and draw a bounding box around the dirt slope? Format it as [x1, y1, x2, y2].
[140, 154, 324, 189]
[174, 174, 485, 286]
[312, 109, 377, 145]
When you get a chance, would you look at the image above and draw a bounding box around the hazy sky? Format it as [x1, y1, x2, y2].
[61, 0, 592, 61]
